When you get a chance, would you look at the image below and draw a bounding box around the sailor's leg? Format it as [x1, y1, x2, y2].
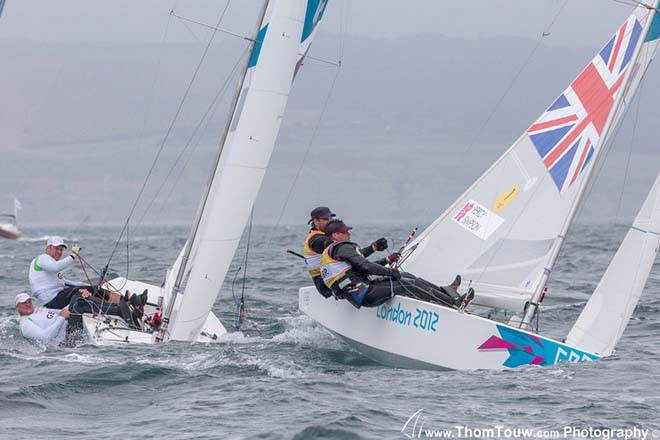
[43, 286, 79, 309]
[361, 279, 407, 307]
[399, 273, 456, 307]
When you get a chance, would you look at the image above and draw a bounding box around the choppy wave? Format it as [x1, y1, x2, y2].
[1, 224, 659, 439]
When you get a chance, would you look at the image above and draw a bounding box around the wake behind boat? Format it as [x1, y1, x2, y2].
[300, 2, 660, 370]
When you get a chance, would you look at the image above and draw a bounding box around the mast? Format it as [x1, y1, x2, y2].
[520, 1, 660, 329]
[156, 1, 270, 343]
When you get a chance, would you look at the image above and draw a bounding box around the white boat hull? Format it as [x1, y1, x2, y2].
[82, 278, 226, 345]
[299, 286, 600, 370]
[0, 223, 21, 239]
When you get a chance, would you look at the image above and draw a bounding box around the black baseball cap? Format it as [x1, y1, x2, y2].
[325, 219, 352, 235]
[308, 206, 336, 224]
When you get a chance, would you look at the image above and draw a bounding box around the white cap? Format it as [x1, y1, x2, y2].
[46, 236, 67, 248]
[15, 293, 32, 305]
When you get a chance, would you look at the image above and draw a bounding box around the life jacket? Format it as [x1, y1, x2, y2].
[303, 230, 325, 277]
[320, 241, 369, 308]
[320, 241, 360, 291]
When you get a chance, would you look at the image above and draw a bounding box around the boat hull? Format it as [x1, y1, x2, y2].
[82, 278, 227, 345]
[0, 224, 21, 239]
[299, 286, 600, 370]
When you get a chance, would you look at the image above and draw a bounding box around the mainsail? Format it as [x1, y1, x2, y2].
[565, 173, 660, 356]
[167, 0, 328, 341]
[401, 4, 660, 312]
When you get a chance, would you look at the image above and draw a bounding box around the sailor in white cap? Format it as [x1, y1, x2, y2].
[15, 293, 71, 344]
[28, 236, 83, 309]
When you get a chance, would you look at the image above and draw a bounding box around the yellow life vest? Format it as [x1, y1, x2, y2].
[303, 230, 326, 277]
[320, 241, 358, 289]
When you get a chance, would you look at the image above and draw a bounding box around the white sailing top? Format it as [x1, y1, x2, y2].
[28, 254, 76, 305]
[19, 307, 67, 344]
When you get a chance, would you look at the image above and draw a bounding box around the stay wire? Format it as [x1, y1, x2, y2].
[136, 47, 250, 226]
[253, 4, 346, 255]
[263, 55, 343, 254]
[614, 80, 644, 225]
[460, 0, 568, 160]
[106, 2, 233, 268]
[415, 0, 569, 226]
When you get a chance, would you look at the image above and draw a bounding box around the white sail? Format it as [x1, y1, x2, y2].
[401, 5, 660, 311]
[168, 0, 327, 341]
[565, 173, 660, 356]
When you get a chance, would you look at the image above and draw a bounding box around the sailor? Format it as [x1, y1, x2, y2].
[15, 293, 70, 344]
[303, 206, 388, 297]
[15, 290, 136, 345]
[320, 219, 469, 309]
[28, 236, 147, 310]
[28, 236, 84, 309]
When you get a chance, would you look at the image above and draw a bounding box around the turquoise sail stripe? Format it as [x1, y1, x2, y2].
[645, 10, 660, 42]
[0, 0, 6, 17]
[301, 0, 328, 43]
[248, 24, 269, 68]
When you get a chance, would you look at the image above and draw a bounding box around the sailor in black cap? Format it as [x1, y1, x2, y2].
[319, 220, 471, 309]
[303, 207, 389, 297]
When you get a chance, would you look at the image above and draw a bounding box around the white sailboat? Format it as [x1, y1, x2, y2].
[0, 198, 22, 240]
[300, 2, 660, 370]
[82, 0, 329, 344]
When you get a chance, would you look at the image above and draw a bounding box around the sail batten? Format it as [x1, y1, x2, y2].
[401, 4, 660, 313]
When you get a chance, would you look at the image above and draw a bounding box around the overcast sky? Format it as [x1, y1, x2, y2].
[1, 0, 658, 228]
[0, 0, 640, 46]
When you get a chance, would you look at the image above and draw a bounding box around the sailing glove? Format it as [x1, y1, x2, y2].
[71, 244, 81, 259]
[372, 237, 388, 251]
[386, 253, 401, 264]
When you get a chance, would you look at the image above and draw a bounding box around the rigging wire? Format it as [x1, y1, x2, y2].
[136, 47, 250, 226]
[404, 0, 570, 281]
[105, 2, 233, 269]
[232, 208, 262, 335]
[260, 41, 345, 252]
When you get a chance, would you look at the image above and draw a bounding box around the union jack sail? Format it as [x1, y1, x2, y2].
[527, 15, 643, 193]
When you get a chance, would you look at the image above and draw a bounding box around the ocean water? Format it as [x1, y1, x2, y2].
[1, 224, 659, 440]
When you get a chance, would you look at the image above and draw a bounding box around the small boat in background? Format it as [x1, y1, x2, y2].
[0, 198, 22, 239]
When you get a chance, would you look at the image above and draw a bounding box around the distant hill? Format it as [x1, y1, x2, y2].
[1, 33, 658, 226]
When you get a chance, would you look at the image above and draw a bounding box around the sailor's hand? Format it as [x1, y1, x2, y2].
[388, 268, 402, 280]
[59, 309, 71, 319]
[71, 244, 81, 259]
[386, 252, 401, 264]
[371, 237, 388, 251]
[80, 289, 92, 298]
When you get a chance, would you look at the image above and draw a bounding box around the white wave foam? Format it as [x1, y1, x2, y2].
[18, 235, 51, 242]
[272, 314, 345, 350]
